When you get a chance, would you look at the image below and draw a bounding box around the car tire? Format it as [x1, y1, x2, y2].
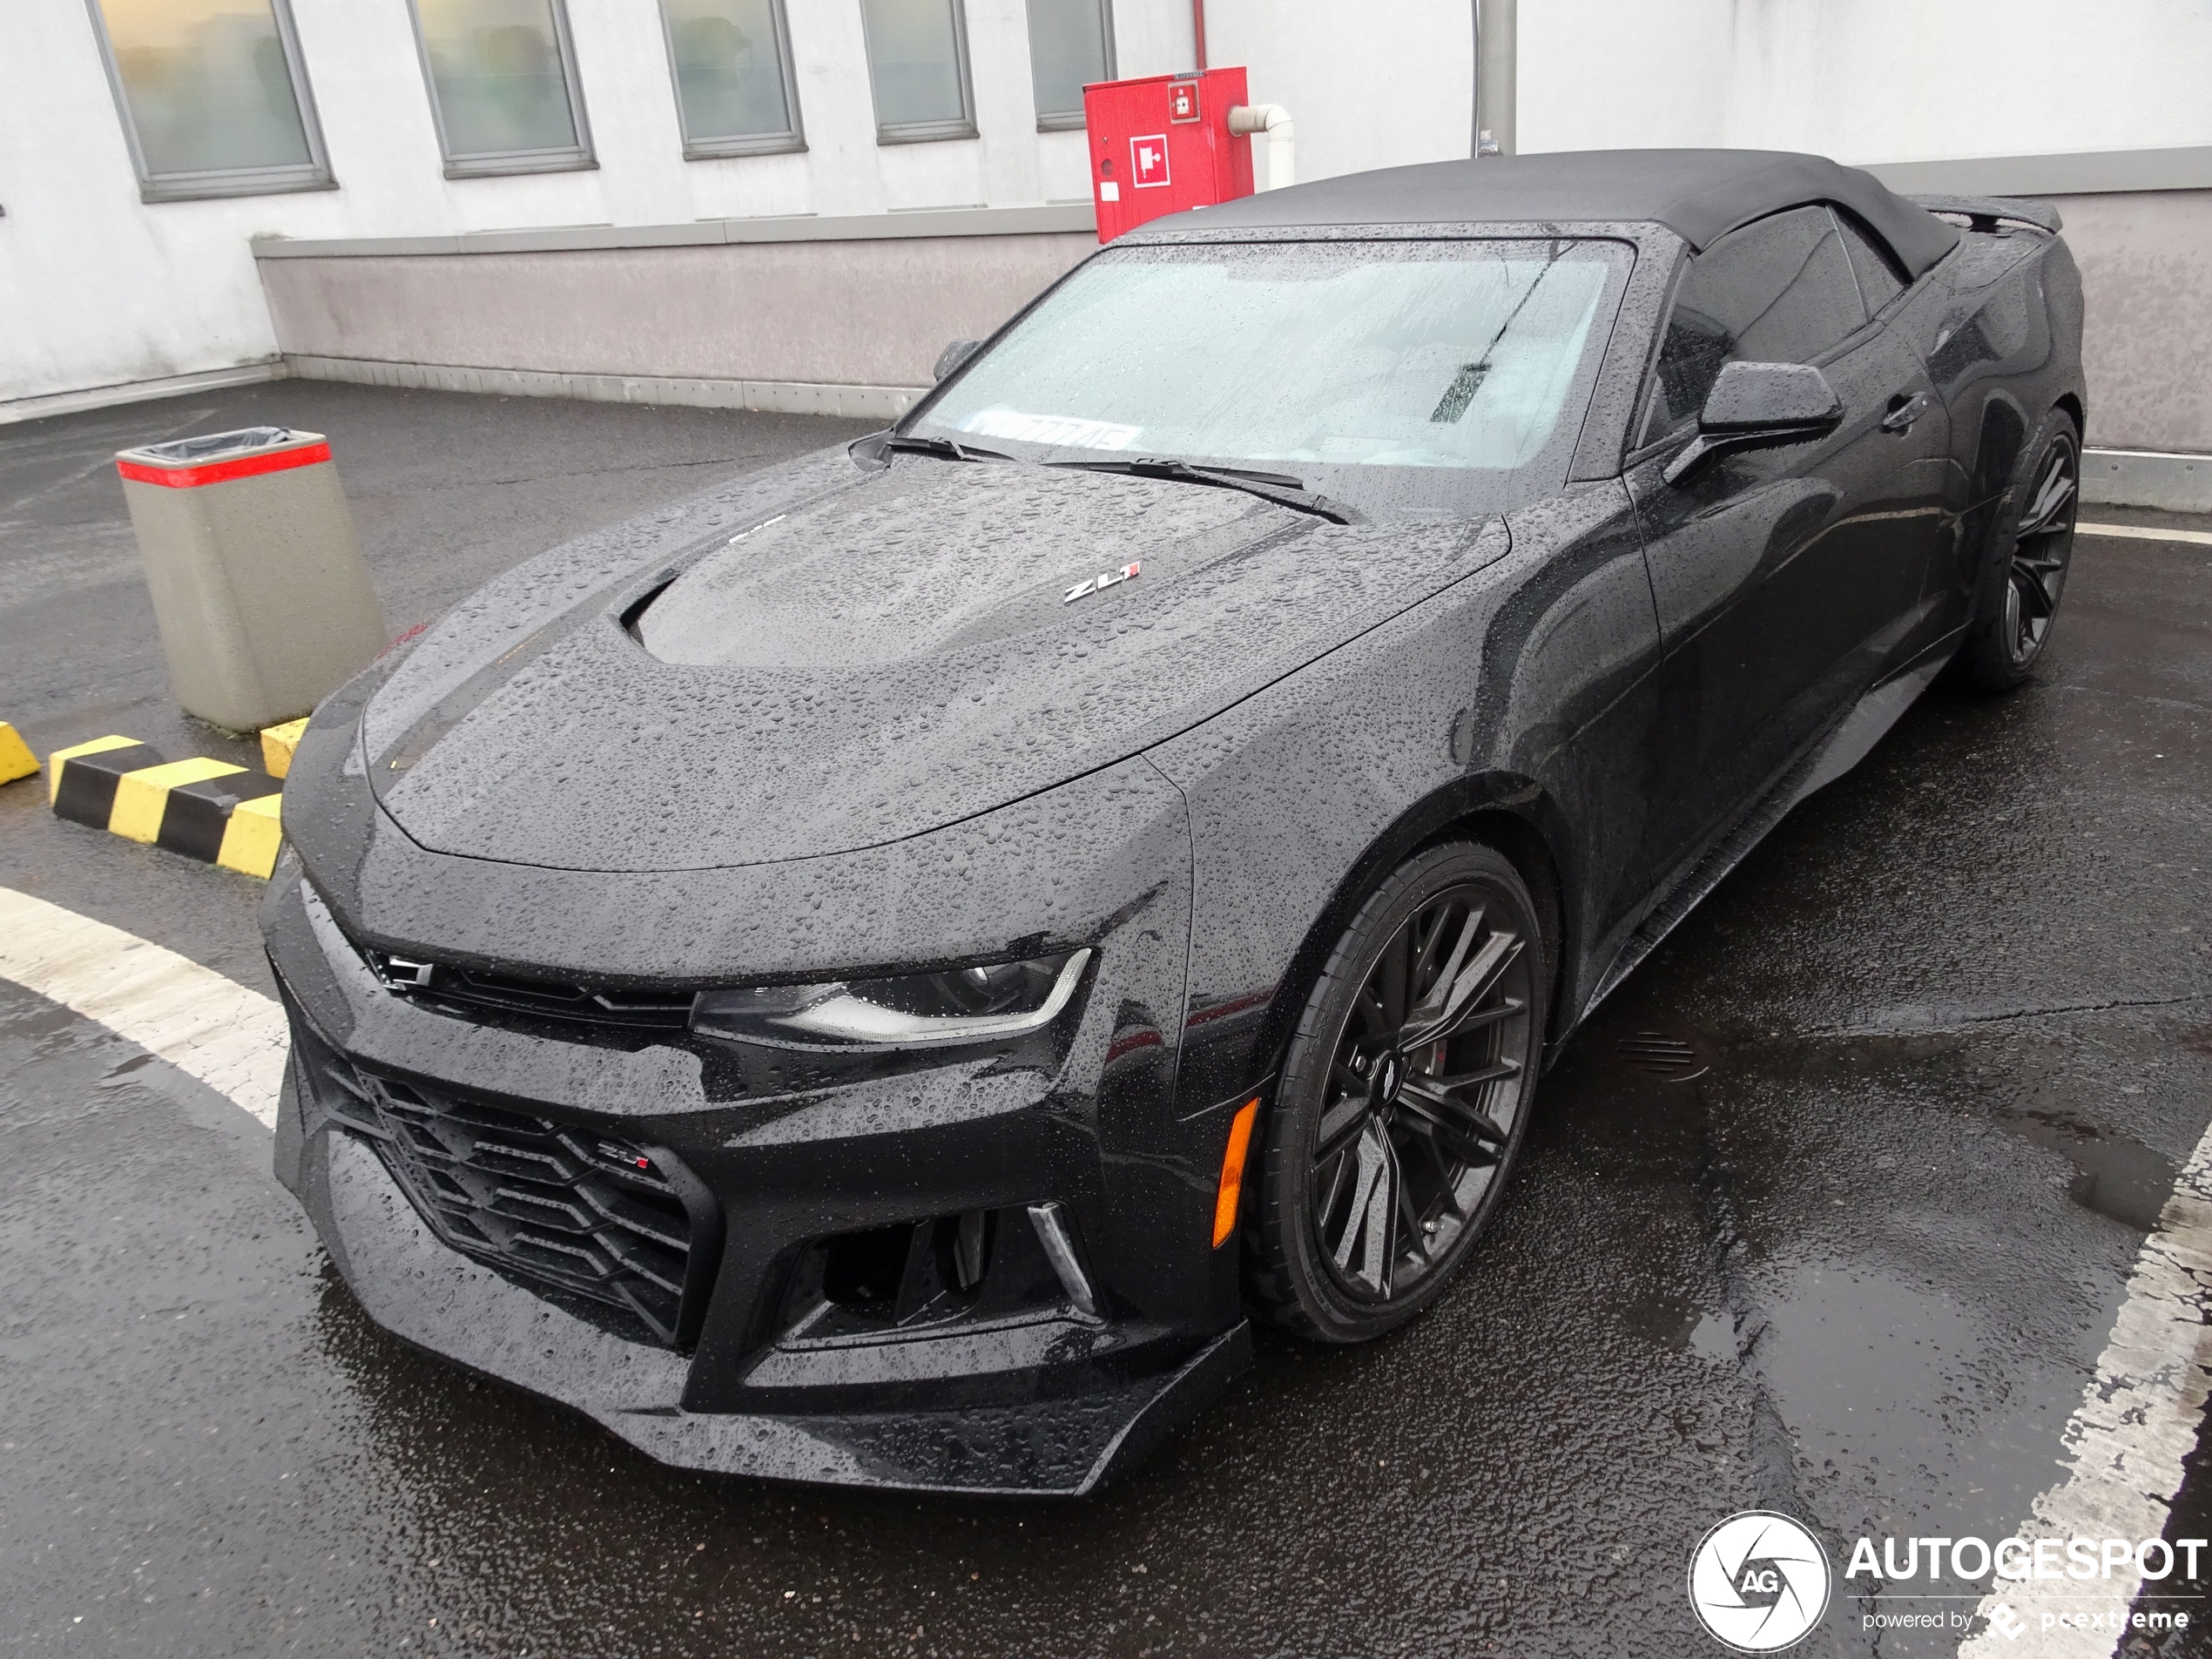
[1954, 408, 2081, 692]
[1245, 840, 1549, 1344]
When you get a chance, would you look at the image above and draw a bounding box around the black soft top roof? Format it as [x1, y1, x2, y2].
[1136, 148, 1961, 278]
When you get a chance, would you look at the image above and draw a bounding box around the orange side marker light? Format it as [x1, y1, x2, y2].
[1212, 1098, 1260, 1247]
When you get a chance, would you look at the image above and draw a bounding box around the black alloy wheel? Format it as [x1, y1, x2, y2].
[1959, 412, 2080, 691]
[1246, 842, 1548, 1342]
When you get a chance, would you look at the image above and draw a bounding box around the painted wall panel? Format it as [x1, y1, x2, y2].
[258, 233, 1094, 388]
[2060, 191, 2212, 454]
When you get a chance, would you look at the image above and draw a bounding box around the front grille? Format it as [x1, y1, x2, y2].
[308, 1049, 712, 1345]
[366, 949, 693, 1031]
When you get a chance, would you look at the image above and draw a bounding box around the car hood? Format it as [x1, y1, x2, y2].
[363, 457, 1507, 872]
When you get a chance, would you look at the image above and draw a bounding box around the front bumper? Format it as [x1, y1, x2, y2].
[263, 838, 1253, 1495]
[288, 1116, 1245, 1493]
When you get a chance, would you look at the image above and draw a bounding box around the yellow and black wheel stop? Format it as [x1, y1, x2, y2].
[0, 722, 37, 786]
[48, 735, 285, 879]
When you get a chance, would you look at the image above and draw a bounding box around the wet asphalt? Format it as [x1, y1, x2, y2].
[2, 387, 2209, 1657]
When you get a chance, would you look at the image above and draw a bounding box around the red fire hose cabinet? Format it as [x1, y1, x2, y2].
[1082, 68, 1255, 241]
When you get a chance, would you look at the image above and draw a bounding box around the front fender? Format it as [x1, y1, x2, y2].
[1148, 482, 1663, 1110]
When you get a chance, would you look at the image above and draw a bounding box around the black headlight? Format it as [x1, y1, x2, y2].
[689, 948, 1090, 1050]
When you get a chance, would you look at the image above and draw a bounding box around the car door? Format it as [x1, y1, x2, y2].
[1834, 206, 1973, 655]
[1623, 205, 1951, 882]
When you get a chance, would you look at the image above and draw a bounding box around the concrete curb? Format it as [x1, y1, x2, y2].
[0, 361, 288, 427]
[283, 354, 927, 421]
[2081, 448, 2212, 515]
[248, 202, 1100, 260]
[48, 735, 283, 880]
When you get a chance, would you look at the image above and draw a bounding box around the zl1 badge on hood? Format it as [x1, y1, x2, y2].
[1065, 562, 1140, 604]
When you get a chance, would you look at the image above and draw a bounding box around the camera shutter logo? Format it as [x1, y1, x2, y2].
[1688, 1512, 1831, 1652]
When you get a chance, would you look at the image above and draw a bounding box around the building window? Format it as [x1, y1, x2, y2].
[85, 0, 334, 203]
[658, 0, 804, 158]
[860, 0, 976, 145]
[407, 0, 594, 178]
[1026, 0, 1112, 132]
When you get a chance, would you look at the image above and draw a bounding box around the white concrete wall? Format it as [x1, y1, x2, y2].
[1514, 0, 2212, 164]
[1202, 0, 1476, 181]
[0, 1, 309, 404]
[9, 0, 2212, 410]
[1196, 0, 2212, 175]
[0, 0, 1197, 407]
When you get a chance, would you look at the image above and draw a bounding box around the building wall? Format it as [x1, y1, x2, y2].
[2054, 191, 2212, 455]
[10, 0, 2212, 455]
[1514, 0, 2212, 163]
[260, 229, 1094, 392]
[1190, 0, 2212, 179]
[1201, 0, 1476, 183]
[0, 0, 1196, 409]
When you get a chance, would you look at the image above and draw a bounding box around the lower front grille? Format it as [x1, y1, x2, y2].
[307, 1050, 713, 1346]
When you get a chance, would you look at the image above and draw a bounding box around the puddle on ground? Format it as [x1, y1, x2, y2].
[1615, 1287, 1709, 1351]
[2006, 1109, 2177, 1231]
[1689, 1308, 1737, 1366]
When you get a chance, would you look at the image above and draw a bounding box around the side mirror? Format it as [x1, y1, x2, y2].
[933, 338, 981, 381]
[1663, 361, 1844, 484]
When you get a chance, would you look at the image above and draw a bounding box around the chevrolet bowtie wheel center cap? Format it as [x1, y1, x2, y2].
[1375, 1052, 1405, 1108]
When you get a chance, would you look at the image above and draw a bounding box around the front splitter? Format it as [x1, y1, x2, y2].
[293, 1126, 1251, 1496]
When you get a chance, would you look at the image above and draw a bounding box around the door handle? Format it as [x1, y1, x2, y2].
[1881, 391, 1932, 433]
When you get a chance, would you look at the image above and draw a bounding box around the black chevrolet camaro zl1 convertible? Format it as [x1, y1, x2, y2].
[266, 150, 2086, 1494]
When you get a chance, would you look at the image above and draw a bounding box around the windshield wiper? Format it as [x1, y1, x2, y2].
[879, 434, 1015, 462]
[1045, 456, 1359, 523]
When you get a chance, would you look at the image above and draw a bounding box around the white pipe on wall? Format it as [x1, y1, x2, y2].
[1476, 0, 1515, 156]
[1230, 104, 1296, 191]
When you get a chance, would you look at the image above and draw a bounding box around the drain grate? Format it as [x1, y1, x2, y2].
[1616, 1032, 1710, 1081]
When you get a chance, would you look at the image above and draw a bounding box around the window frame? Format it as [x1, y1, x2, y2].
[84, 0, 336, 204]
[1632, 206, 1871, 451]
[1831, 206, 1912, 320]
[860, 0, 980, 145]
[1028, 0, 1115, 132]
[656, 0, 806, 159]
[404, 0, 597, 180]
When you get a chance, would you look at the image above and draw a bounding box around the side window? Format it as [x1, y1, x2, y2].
[1834, 208, 1909, 315]
[1641, 206, 1869, 443]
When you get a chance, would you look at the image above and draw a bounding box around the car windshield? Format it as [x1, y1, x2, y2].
[907, 237, 1631, 514]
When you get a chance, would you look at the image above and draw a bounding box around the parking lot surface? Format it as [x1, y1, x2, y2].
[2, 386, 2209, 1656]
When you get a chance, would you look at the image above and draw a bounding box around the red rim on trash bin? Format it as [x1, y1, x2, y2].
[116, 427, 332, 489]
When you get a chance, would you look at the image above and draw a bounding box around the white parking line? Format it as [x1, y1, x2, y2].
[2076, 522, 2212, 548]
[1959, 1117, 2212, 1656]
[0, 887, 285, 1130]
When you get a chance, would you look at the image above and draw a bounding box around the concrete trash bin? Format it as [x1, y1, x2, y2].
[115, 425, 386, 732]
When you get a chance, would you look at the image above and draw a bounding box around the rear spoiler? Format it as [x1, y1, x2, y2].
[1907, 193, 2063, 234]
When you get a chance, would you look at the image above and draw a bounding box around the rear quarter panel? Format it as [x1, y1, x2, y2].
[1892, 228, 2087, 609]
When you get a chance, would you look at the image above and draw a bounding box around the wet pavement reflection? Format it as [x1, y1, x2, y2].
[2, 392, 2208, 1655]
